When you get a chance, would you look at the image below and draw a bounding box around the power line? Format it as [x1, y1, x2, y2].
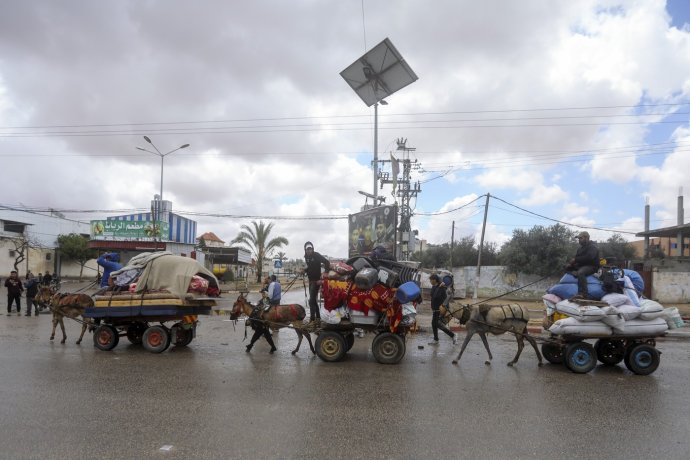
[490, 195, 639, 235]
[2, 102, 688, 130]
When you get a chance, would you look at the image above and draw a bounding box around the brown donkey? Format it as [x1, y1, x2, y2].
[230, 293, 315, 355]
[35, 287, 94, 345]
[444, 303, 543, 367]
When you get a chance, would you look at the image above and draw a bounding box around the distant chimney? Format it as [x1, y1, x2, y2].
[677, 187, 684, 257]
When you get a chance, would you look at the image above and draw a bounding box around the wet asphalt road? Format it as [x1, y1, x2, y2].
[1, 290, 689, 460]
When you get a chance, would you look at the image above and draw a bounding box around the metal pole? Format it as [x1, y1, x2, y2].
[473, 194, 490, 299]
[160, 156, 164, 202]
[374, 102, 378, 202]
[450, 220, 455, 270]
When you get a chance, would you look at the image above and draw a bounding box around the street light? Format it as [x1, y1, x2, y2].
[373, 99, 388, 202]
[136, 136, 190, 202]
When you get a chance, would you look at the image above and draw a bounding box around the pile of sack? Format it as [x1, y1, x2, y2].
[319, 258, 420, 329]
[546, 268, 644, 305]
[543, 292, 681, 336]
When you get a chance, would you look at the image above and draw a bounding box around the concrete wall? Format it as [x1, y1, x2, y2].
[439, 264, 689, 304]
[449, 266, 558, 300]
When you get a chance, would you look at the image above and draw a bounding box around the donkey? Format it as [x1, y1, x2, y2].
[230, 293, 315, 355]
[35, 286, 94, 345]
[443, 303, 543, 367]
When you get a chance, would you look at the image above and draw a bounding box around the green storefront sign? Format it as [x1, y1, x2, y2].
[90, 220, 169, 240]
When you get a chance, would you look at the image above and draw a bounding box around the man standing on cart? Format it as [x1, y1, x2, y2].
[303, 241, 329, 323]
[565, 231, 600, 299]
[97, 252, 122, 288]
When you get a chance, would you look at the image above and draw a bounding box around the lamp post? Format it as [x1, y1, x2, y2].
[373, 99, 387, 203]
[136, 137, 189, 245]
[136, 136, 190, 202]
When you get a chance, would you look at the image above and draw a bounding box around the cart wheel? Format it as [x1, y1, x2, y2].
[541, 342, 564, 364]
[624, 344, 660, 375]
[126, 322, 147, 344]
[142, 325, 171, 353]
[594, 339, 625, 365]
[344, 333, 355, 351]
[93, 325, 119, 351]
[315, 331, 346, 362]
[172, 323, 194, 347]
[564, 341, 597, 374]
[372, 332, 405, 365]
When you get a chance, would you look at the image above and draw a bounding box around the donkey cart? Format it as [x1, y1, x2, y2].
[314, 315, 410, 365]
[541, 333, 664, 375]
[86, 293, 216, 353]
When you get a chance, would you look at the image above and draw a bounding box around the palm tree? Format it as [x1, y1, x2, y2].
[231, 221, 288, 282]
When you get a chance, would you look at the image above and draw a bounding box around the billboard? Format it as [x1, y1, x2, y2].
[90, 220, 169, 240]
[348, 205, 397, 258]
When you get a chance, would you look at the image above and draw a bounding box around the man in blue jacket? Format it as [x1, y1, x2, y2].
[97, 252, 122, 288]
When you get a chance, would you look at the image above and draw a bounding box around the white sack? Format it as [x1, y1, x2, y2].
[600, 306, 625, 333]
[549, 317, 612, 336]
[555, 300, 605, 322]
[601, 293, 631, 307]
[638, 299, 665, 320]
[542, 293, 562, 315]
[621, 275, 641, 307]
[616, 304, 640, 321]
[662, 307, 685, 329]
[620, 317, 668, 335]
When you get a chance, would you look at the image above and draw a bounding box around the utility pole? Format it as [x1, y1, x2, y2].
[450, 221, 455, 270]
[379, 138, 421, 260]
[473, 193, 490, 299]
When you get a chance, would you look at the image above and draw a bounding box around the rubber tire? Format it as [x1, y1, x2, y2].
[142, 325, 171, 353]
[594, 339, 625, 365]
[541, 343, 564, 364]
[564, 341, 597, 374]
[172, 324, 194, 347]
[126, 323, 147, 344]
[315, 331, 347, 362]
[93, 325, 119, 351]
[372, 332, 405, 365]
[344, 333, 355, 351]
[624, 344, 660, 375]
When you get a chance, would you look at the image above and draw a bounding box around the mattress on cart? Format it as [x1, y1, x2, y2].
[87, 293, 216, 318]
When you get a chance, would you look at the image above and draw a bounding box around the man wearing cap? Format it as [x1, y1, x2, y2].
[303, 241, 330, 322]
[566, 231, 600, 299]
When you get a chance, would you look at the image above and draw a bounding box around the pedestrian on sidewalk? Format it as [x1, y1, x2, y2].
[428, 274, 458, 346]
[24, 273, 40, 316]
[5, 270, 23, 316]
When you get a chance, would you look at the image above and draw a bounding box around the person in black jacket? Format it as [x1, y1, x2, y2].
[303, 241, 330, 322]
[566, 231, 600, 299]
[428, 274, 458, 346]
[5, 271, 24, 316]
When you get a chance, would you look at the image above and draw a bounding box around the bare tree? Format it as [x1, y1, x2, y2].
[5, 234, 43, 273]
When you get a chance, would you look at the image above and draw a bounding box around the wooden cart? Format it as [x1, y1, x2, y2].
[85, 293, 216, 353]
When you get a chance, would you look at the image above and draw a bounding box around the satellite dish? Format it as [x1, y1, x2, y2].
[340, 37, 418, 107]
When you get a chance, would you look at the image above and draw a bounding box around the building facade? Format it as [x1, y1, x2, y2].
[88, 198, 199, 265]
[0, 207, 94, 277]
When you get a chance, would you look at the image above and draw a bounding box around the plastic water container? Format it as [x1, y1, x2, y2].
[377, 267, 399, 288]
[350, 257, 373, 272]
[396, 281, 421, 304]
[354, 267, 378, 290]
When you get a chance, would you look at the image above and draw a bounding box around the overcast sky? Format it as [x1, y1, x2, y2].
[1, 0, 690, 260]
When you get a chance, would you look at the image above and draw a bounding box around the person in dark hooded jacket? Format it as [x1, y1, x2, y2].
[303, 241, 330, 322]
[97, 252, 122, 288]
[565, 231, 600, 299]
